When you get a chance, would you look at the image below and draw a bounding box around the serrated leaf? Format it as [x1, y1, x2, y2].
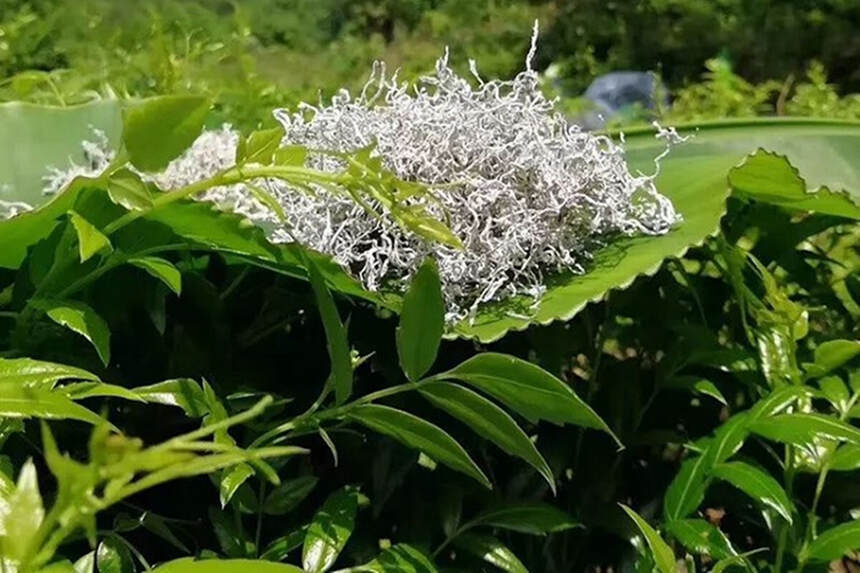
[299, 248, 352, 405]
[129, 256, 182, 294]
[619, 504, 676, 573]
[803, 520, 860, 562]
[151, 558, 303, 572]
[32, 299, 111, 365]
[302, 487, 360, 573]
[348, 404, 490, 488]
[264, 476, 318, 515]
[397, 259, 444, 382]
[420, 382, 554, 492]
[440, 353, 619, 446]
[135, 379, 208, 417]
[107, 168, 153, 211]
[0, 357, 98, 388]
[453, 534, 527, 573]
[729, 150, 860, 219]
[711, 461, 794, 523]
[666, 518, 735, 560]
[471, 503, 580, 535]
[0, 384, 107, 426]
[751, 413, 860, 445]
[69, 210, 112, 262]
[123, 95, 211, 172]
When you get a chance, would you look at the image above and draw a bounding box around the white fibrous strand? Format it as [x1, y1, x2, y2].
[41, 40, 681, 323]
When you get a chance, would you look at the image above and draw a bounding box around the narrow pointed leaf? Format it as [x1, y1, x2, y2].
[471, 503, 580, 535]
[453, 534, 527, 573]
[302, 487, 360, 573]
[441, 353, 619, 446]
[666, 519, 735, 560]
[264, 476, 318, 515]
[619, 504, 676, 573]
[135, 379, 208, 417]
[803, 520, 860, 562]
[32, 299, 111, 365]
[59, 382, 144, 402]
[0, 384, 107, 426]
[397, 259, 444, 382]
[711, 462, 794, 523]
[69, 211, 112, 262]
[300, 249, 352, 405]
[750, 413, 860, 445]
[219, 463, 253, 508]
[663, 455, 708, 521]
[348, 404, 490, 489]
[419, 381, 554, 491]
[129, 257, 182, 295]
[0, 357, 97, 388]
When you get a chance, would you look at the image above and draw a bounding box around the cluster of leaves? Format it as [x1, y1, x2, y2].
[0, 84, 858, 573]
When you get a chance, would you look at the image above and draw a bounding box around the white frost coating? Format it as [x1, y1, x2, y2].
[41, 31, 681, 323]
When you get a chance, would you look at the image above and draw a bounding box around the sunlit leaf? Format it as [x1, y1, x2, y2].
[803, 339, 860, 378]
[123, 95, 211, 172]
[711, 462, 794, 523]
[453, 534, 527, 573]
[751, 413, 860, 445]
[0, 357, 97, 388]
[666, 518, 735, 560]
[107, 168, 153, 211]
[802, 520, 860, 562]
[0, 459, 44, 559]
[69, 210, 112, 262]
[397, 259, 444, 382]
[0, 384, 107, 426]
[151, 558, 303, 572]
[134, 379, 208, 417]
[302, 487, 360, 573]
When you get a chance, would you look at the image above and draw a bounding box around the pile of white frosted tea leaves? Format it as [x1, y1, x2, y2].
[35, 30, 682, 324]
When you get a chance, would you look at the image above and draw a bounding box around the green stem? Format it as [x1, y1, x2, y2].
[773, 446, 796, 573]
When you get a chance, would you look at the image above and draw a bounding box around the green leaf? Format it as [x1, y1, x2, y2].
[237, 127, 284, 165]
[0, 459, 43, 560]
[32, 299, 111, 365]
[302, 487, 360, 573]
[134, 379, 208, 417]
[123, 95, 211, 172]
[702, 412, 752, 466]
[0, 383, 108, 426]
[663, 455, 708, 522]
[151, 558, 303, 573]
[73, 552, 95, 573]
[245, 183, 287, 222]
[663, 376, 727, 405]
[397, 259, 444, 382]
[299, 248, 352, 405]
[264, 476, 319, 515]
[96, 537, 134, 573]
[619, 504, 676, 573]
[471, 503, 580, 535]
[803, 520, 860, 562]
[453, 119, 860, 342]
[129, 256, 182, 295]
[0, 101, 121, 209]
[274, 145, 308, 167]
[729, 150, 860, 219]
[453, 534, 527, 573]
[751, 413, 860, 445]
[666, 519, 735, 560]
[348, 404, 491, 488]
[59, 382, 144, 402]
[441, 353, 619, 445]
[348, 544, 438, 573]
[69, 210, 112, 262]
[711, 462, 794, 523]
[0, 357, 98, 388]
[219, 463, 254, 508]
[419, 381, 554, 492]
[804, 339, 860, 378]
[107, 168, 153, 211]
[830, 444, 860, 471]
[818, 376, 851, 412]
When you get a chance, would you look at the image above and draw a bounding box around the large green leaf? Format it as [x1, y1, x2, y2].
[666, 519, 735, 560]
[0, 384, 106, 426]
[348, 544, 437, 573]
[750, 413, 860, 445]
[151, 559, 303, 573]
[470, 503, 581, 535]
[0, 357, 97, 388]
[439, 353, 618, 445]
[122, 95, 210, 172]
[663, 455, 709, 522]
[802, 520, 860, 562]
[419, 381, 555, 491]
[619, 504, 676, 573]
[0, 101, 121, 207]
[453, 118, 860, 342]
[347, 404, 491, 488]
[452, 534, 527, 573]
